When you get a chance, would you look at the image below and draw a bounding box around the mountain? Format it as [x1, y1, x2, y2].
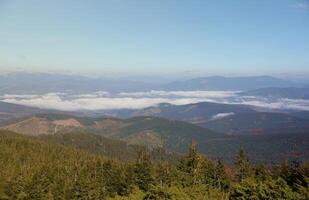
[0, 73, 302, 94]
[0, 101, 84, 124]
[0, 101, 44, 123]
[1, 113, 308, 163]
[290, 111, 309, 120]
[240, 87, 309, 99]
[0, 72, 157, 94]
[0, 114, 220, 152]
[107, 102, 256, 124]
[38, 132, 146, 161]
[201, 112, 309, 135]
[106, 102, 309, 136]
[164, 76, 299, 91]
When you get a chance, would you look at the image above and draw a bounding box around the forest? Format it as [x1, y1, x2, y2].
[0, 130, 308, 200]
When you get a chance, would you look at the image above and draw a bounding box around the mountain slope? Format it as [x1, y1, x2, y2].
[107, 103, 309, 136]
[0, 114, 221, 153]
[0, 101, 43, 123]
[202, 112, 309, 135]
[240, 87, 309, 99]
[1, 113, 308, 163]
[107, 102, 256, 124]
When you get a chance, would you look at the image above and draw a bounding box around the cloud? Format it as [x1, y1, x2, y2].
[1, 93, 209, 111]
[119, 90, 238, 98]
[1, 91, 309, 111]
[211, 112, 235, 120]
[72, 91, 110, 98]
[236, 98, 309, 111]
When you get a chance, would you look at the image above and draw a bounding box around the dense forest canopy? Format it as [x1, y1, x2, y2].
[0, 130, 308, 200]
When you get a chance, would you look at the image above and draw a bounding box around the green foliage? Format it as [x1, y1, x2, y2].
[134, 148, 154, 192]
[178, 140, 203, 186]
[234, 147, 252, 182]
[0, 130, 308, 200]
[229, 178, 296, 200]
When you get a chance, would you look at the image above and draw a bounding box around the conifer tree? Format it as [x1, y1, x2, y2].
[254, 162, 267, 181]
[234, 147, 251, 182]
[134, 148, 154, 192]
[214, 159, 229, 190]
[178, 140, 202, 185]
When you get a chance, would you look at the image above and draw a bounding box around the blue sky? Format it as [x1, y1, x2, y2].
[0, 0, 308, 76]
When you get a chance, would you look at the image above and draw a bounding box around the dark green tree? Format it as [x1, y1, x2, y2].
[178, 140, 202, 185]
[134, 148, 154, 192]
[234, 147, 252, 182]
[214, 159, 229, 190]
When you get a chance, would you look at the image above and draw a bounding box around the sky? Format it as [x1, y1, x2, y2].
[0, 0, 308, 77]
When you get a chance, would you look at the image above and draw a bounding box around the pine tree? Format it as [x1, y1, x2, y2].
[234, 147, 251, 182]
[178, 140, 203, 185]
[134, 148, 154, 192]
[214, 159, 229, 190]
[255, 162, 267, 181]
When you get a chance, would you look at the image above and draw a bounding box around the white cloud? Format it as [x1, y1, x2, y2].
[72, 91, 110, 98]
[119, 90, 238, 98]
[1, 91, 309, 111]
[1, 93, 209, 111]
[211, 112, 235, 120]
[236, 98, 309, 111]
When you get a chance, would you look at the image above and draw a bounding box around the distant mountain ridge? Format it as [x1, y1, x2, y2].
[0, 73, 304, 94]
[107, 102, 256, 123]
[240, 87, 309, 99]
[106, 102, 309, 136]
[163, 76, 300, 91]
[0, 72, 157, 94]
[202, 112, 309, 135]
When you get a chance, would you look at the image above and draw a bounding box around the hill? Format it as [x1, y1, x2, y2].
[0, 101, 43, 123]
[1, 113, 308, 163]
[0, 101, 85, 124]
[290, 111, 309, 120]
[107, 102, 256, 123]
[0, 114, 220, 153]
[201, 112, 309, 135]
[240, 87, 309, 100]
[0, 130, 307, 199]
[107, 102, 309, 136]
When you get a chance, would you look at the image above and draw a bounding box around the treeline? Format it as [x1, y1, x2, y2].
[0, 131, 308, 199]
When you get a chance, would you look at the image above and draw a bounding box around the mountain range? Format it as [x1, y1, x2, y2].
[0, 73, 308, 163]
[1, 112, 308, 163]
[0, 73, 305, 94]
[240, 87, 309, 99]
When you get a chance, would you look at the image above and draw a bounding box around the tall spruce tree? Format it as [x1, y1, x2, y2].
[234, 147, 252, 182]
[178, 140, 203, 185]
[134, 148, 153, 192]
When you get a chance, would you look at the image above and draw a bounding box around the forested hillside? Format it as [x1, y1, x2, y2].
[1, 114, 308, 163]
[0, 130, 308, 199]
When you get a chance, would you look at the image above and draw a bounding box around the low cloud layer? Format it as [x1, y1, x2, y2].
[119, 90, 237, 98]
[211, 112, 235, 120]
[1, 92, 211, 111]
[1, 90, 309, 111]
